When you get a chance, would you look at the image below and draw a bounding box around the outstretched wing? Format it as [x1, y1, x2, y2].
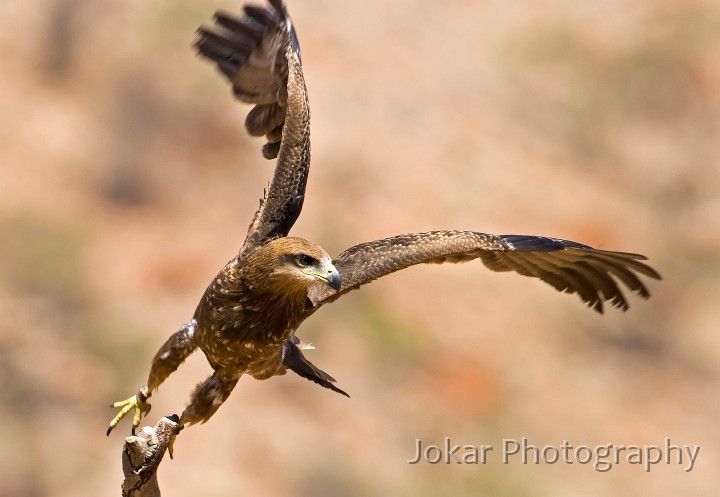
[306, 231, 661, 315]
[195, 0, 310, 258]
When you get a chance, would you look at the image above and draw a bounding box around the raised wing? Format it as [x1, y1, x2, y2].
[306, 231, 661, 315]
[195, 0, 311, 258]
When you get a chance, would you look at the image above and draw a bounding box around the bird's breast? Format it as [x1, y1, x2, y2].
[194, 286, 307, 374]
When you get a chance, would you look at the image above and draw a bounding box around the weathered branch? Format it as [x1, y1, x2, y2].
[120, 415, 181, 497]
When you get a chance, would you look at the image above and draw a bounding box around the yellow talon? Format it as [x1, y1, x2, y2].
[107, 387, 151, 436]
[168, 434, 177, 459]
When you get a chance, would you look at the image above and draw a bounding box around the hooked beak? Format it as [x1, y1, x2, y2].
[325, 266, 342, 291]
[306, 261, 341, 291]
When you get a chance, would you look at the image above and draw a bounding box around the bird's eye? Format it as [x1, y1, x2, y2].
[295, 254, 315, 267]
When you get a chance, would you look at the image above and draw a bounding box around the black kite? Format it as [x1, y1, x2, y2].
[108, 0, 660, 439]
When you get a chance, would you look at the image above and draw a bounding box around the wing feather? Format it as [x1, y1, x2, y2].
[195, 1, 310, 257]
[305, 231, 660, 316]
[580, 254, 649, 298]
[533, 253, 620, 302]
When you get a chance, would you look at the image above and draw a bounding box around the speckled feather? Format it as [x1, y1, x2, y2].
[305, 231, 660, 315]
[195, 0, 309, 258]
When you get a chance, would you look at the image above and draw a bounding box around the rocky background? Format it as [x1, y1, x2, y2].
[1, 0, 718, 496]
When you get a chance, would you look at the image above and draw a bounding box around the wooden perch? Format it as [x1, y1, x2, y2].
[120, 415, 182, 497]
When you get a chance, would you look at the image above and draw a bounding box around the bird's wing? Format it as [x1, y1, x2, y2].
[195, 0, 310, 258]
[305, 231, 661, 315]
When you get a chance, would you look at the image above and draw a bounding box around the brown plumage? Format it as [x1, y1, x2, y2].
[177, 237, 340, 425]
[108, 0, 660, 437]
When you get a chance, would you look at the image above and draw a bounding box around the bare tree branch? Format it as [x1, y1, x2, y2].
[120, 415, 181, 497]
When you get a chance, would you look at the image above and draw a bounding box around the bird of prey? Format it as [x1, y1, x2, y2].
[108, 0, 660, 437]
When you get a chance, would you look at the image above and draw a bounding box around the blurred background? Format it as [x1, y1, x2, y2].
[1, 0, 718, 496]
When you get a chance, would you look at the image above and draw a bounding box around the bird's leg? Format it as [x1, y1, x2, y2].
[179, 369, 240, 427]
[146, 369, 239, 458]
[108, 320, 198, 435]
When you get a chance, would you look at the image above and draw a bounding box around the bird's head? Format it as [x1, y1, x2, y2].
[247, 237, 341, 294]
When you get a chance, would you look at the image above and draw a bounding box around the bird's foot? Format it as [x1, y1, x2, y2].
[107, 386, 152, 436]
[164, 414, 183, 459]
[168, 433, 177, 459]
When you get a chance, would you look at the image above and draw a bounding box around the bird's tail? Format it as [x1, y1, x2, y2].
[281, 336, 350, 397]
